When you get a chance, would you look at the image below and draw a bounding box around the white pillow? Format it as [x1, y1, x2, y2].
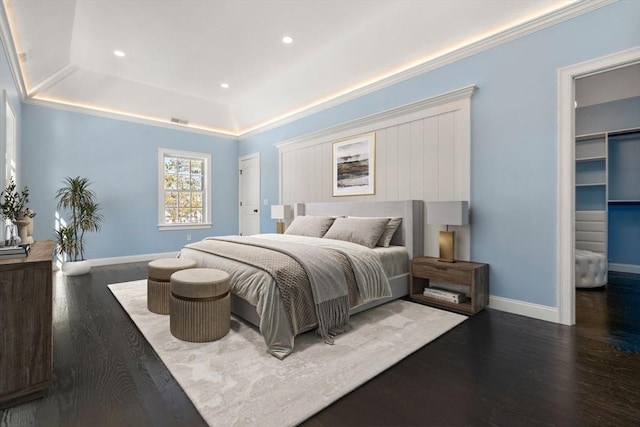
[284, 215, 336, 238]
[323, 217, 390, 248]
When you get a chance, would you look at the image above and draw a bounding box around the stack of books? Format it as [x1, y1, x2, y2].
[423, 287, 466, 304]
[0, 244, 31, 259]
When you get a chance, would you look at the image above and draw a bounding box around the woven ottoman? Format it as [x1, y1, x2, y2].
[147, 258, 197, 314]
[170, 268, 231, 342]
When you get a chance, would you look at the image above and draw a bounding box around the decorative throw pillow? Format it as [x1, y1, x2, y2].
[323, 217, 390, 248]
[347, 216, 402, 247]
[376, 217, 402, 247]
[284, 215, 336, 238]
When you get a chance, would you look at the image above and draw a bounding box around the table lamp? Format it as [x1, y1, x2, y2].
[270, 205, 292, 233]
[427, 201, 469, 262]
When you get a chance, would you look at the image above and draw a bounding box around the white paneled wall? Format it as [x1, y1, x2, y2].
[277, 86, 474, 260]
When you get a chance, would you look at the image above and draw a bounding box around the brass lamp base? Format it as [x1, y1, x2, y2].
[438, 230, 456, 263]
[276, 221, 286, 234]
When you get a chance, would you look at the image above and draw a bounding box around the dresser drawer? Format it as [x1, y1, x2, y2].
[412, 263, 472, 285]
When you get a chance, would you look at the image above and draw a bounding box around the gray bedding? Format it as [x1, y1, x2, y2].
[179, 233, 392, 359]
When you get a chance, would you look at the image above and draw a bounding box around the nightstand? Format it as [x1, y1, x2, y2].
[409, 256, 489, 315]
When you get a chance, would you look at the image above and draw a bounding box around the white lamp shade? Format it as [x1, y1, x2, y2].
[427, 201, 469, 226]
[270, 205, 292, 220]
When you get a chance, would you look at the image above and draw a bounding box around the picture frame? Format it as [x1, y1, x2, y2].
[332, 133, 375, 197]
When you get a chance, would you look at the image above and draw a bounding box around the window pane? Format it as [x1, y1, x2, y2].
[179, 192, 191, 208]
[190, 176, 202, 190]
[165, 191, 178, 207]
[192, 192, 203, 208]
[191, 160, 203, 175]
[165, 174, 177, 190]
[164, 157, 177, 173]
[178, 207, 191, 223]
[165, 208, 177, 223]
[177, 159, 190, 173]
[178, 175, 190, 190]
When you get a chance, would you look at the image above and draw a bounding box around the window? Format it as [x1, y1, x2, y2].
[158, 148, 211, 229]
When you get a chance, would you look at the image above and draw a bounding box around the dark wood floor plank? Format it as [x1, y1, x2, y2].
[1, 265, 639, 426]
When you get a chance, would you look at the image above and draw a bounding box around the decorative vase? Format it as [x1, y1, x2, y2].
[17, 211, 35, 244]
[4, 223, 19, 246]
[61, 260, 91, 276]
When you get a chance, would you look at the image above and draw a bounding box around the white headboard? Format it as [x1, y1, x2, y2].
[293, 200, 424, 259]
[575, 210, 607, 254]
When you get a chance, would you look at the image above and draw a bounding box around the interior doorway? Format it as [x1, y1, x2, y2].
[557, 47, 640, 326]
[239, 153, 261, 236]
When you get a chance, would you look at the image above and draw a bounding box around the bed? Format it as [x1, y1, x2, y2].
[178, 200, 424, 358]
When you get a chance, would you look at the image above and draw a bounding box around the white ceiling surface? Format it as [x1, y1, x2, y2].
[6, 0, 571, 136]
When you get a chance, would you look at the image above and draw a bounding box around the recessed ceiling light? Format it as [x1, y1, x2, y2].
[282, 36, 293, 44]
[221, 83, 230, 89]
[114, 50, 125, 57]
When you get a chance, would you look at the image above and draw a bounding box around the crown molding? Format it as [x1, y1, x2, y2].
[240, 0, 615, 139]
[22, 97, 239, 140]
[0, 3, 26, 99]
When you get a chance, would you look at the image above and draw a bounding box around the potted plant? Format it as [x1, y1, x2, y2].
[55, 176, 104, 276]
[0, 178, 35, 246]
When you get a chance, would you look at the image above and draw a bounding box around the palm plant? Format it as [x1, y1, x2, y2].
[55, 176, 104, 262]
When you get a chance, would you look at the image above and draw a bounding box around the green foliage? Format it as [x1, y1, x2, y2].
[55, 176, 104, 262]
[0, 178, 32, 223]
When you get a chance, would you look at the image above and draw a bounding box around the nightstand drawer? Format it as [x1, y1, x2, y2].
[412, 263, 472, 285]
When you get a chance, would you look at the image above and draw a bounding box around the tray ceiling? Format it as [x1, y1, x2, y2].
[3, 0, 575, 137]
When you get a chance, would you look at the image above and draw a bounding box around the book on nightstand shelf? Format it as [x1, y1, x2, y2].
[423, 287, 466, 304]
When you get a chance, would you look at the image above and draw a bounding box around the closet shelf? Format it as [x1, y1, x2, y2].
[608, 200, 640, 205]
[576, 183, 606, 187]
[576, 156, 606, 162]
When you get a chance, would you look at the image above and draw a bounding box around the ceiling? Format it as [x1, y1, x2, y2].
[2, 0, 575, 137]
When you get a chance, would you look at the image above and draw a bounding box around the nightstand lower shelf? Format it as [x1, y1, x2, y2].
[408, 293, 475, 315]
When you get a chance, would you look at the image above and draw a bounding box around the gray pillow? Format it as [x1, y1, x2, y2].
[323, 217, 390, 248]
[284, 215, 336, 238]
[376, 217, 402, 247]
[348, 216, 402, 247]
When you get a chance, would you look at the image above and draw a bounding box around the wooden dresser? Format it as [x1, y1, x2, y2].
[0, 240, 54, 409]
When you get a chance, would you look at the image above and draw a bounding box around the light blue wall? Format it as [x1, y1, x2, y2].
[21, 104, 239, 259]
[239, 1, 640, 307]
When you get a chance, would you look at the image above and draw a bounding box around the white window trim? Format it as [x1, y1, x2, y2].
[158, 147, 212, 230]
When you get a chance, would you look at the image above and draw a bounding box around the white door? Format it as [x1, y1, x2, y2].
[239, 154, 261, 236]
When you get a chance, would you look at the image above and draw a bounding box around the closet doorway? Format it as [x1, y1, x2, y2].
[573, 64, 640, 352]
[557, 48, 639, 327]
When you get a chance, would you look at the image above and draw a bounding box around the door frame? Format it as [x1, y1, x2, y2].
[238, 152, 261, 236]
[556, 47, 640, 325]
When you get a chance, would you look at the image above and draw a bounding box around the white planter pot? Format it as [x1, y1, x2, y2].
[62, 260, 91, 276]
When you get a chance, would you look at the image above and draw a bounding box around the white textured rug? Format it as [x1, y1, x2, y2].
[108, 280, 466, 426]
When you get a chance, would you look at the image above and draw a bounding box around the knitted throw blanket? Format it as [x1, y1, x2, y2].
[195, 236, 355, 343]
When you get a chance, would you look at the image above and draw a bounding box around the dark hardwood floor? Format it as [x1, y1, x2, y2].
[1, 265, 639, 426]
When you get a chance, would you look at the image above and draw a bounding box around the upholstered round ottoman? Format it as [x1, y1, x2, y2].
[575, 249, 607, 288]
[147, 258, 197, 314]
[170, 268, 231, 342]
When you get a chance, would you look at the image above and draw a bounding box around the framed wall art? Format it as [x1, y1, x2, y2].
[332, 133, 375, 196]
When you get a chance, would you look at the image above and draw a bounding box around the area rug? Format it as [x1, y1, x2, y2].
[108, 280, 466, 426]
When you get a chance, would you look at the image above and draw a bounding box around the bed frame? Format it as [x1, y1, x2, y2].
[231, 199, 424, 326]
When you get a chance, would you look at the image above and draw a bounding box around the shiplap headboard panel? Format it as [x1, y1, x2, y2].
[277, 87, 474, 261]
[575, 210, 607, 254]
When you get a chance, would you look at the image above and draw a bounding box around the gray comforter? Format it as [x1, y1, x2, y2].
[179, 233, 391, 359]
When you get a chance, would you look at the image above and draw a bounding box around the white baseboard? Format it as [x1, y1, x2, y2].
[52, 252, 179, 272]
[488, 295, 558, 323]
[609, 263, 640, 275]
[88, 252, 179, 267]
